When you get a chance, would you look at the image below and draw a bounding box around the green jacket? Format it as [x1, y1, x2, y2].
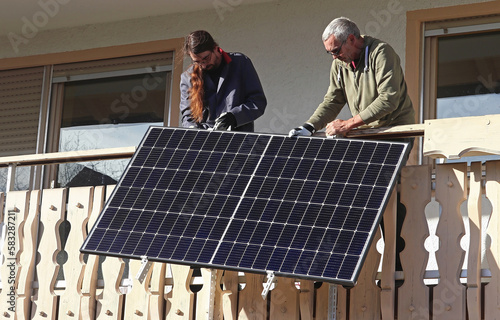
[307, 36, 415, 130]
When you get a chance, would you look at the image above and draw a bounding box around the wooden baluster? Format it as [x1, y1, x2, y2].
[269, 277, 299, 320]
[238, 273, 267, 320]
[148, 262, 166, 319]
[315, 282, 330, 320]
[166, 264, 194, 319]
[380, 188, 397, 319]
[123, 259, 154, 319]
[467, 162, 482, 320]
[222, 270, 239, 320]
[81, 186, 105, 320]
[298, 280, 314, 320]
[31, 188, 67, 320]
[398, 165, 432, 320]
[213, 269, 226, 320]
[58, 187, 93, 320]
[434, 163, 467, 320]
[0, 191, 28, 318]
[336, 285, 348, 320]
[95, 185, 125, 320]
[485, 160, 500, 319]
[348, 226, 382, 319]
[96, 254, 125, 319]
[16, 191, 41, 320]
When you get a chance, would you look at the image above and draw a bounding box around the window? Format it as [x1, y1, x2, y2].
[48, 53, 173, 188]
[406, 3, 500, 164]
[425, 25, 500, 121]
[436, 31, 500, 119]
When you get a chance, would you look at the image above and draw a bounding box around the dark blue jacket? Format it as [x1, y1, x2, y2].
[180, 50, 267, 132]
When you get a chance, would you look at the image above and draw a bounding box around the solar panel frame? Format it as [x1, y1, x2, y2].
[81, 126, 409, 286]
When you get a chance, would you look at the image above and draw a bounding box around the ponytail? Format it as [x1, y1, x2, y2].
[188, 64, 204, 123]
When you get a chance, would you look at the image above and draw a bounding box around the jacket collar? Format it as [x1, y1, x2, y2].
[219, 47, 232, 64]
[336, 35, 373, 71]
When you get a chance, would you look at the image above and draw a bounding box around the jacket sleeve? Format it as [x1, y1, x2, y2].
[357, 43, 403, 125]
[179, 71, 209, 129]
[306, 62, 347, 130]
[229, 57, 267, 128]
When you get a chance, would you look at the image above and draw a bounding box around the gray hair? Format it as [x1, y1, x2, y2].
[322, 17, 360, 42]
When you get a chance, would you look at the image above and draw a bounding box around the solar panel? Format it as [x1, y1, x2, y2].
[81, 127, 409, 286]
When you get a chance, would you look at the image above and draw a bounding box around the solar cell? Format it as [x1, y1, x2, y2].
[81, 127, 408, 286]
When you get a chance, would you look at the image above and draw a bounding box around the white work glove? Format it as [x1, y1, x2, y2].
[288, 123, 316, 137]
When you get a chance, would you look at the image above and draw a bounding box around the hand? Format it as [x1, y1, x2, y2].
[213, 112, 237, 131]
[288, 123, 315, 137]
[325, 119, 347, 136]
[325, 115, 364, 136]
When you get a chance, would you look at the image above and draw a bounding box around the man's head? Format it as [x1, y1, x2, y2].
[322, 17, 362, 63]
[184, 30, 222, 71]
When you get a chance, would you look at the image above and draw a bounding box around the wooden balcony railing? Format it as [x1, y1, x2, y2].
[0, 114, 500, 319]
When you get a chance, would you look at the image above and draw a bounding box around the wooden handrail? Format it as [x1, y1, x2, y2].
[313, 123, 425, 139]
[0, 124, 425, 169]
[0, 146, 136, 168]
[345, 123, 425, 139]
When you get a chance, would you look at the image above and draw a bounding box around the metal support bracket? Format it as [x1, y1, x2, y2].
[328, 283, 338, 320]
[207, 269, 217, 319]
[135, 256, 153, 283]
[261, 271, 275, 300]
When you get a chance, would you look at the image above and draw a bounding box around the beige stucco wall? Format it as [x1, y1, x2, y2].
[0, 0, 493, 134]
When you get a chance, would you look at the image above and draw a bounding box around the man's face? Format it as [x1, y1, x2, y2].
[324, 35, 350, 63]
[190, 48, 220, 71]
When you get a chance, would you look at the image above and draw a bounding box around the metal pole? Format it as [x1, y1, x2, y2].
[6, 163, 17, 191]
[328, 283, 338, 320]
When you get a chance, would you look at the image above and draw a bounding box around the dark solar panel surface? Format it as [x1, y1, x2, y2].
[81, 127, 408, 285]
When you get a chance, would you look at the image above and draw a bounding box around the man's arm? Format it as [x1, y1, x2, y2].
[305, 63, 347, 131]
[289, 62, 346, 137]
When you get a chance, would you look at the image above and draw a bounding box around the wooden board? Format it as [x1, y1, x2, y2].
[485, 160, 500, 319]
[166, 264, 194, 320]
[380, 189, 397, 319]
[16, 191, 41, 320]
[238, 273, 267, 320]
[423, 114, 500, 159]
[398, 165, 431, 320]
[58, 187, 93, 320]
[31, 188, 67, 320]
[433, 163, 467, 320]
[348, 227, 381, 319]
[221, 270, 239, 320]
[95, 185, 125, 320]
[0, 191, 28, 318]
[466, 162, 482, 320]
[269, 277, 299, 320]
[298, 280, 314, 320]
[123, 259, 154, 319]
[81, 186, 105, 320]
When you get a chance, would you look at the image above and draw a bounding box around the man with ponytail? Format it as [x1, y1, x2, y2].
[180, 30, 267, 132]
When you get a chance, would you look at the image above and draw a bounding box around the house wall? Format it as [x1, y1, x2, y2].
[0, 0, 492, 133]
